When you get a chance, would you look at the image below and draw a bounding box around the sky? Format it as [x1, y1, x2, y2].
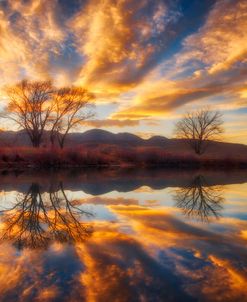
[0, 0, 246, 143]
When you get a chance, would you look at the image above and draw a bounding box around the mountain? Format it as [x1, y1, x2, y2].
[68, 129, 143, 146]
[0, 130, 30, 147]
[146, 135, 169, 146]
[0, 129, 160, 147]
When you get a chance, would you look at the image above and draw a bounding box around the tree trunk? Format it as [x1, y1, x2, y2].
[58, 131, 69, 149]
[31, 135, 41, 148]
[50, 132, 55, 147]
[59, 138, 65, 149]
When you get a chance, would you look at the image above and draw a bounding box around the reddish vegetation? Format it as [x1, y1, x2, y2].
[0, 145, 247, 168]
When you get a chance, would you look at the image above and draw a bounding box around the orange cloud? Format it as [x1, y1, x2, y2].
[111, 0, 247, 120]
[181, 0, 247, 75]
[69, 0, 179, 94]
[0, 0, 65, 86]
[82, 119, 139, 128]
[111, 86, 222, 119]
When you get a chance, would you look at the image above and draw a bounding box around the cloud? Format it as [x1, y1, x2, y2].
[112, 0, 247, 119]
[82, 118, 140, 128]
[112, 86, 221, 119]
[69, 0, 181, 93]
[0, 0, 181, 98]
[180, 0, 247, 75]
[0, 0, 67, 86]
[112, 73, 247, 119]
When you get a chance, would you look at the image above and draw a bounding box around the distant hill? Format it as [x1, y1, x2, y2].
[68, 129, 144, 146]
[0, 129, 162, 147]
[0, 128, 247, 161]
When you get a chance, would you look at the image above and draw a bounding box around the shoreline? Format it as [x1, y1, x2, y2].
[0, 160, 247, 173]
[0, 160, 247, 170]
[1, 159, 247, 169]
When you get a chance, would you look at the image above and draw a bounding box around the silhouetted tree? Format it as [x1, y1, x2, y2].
[174, 108, 224, 155]
[1, 80, 54, 147]
[0, 182, 93, 249]
[1, 81, 95, 149]
[173, 175, 224, 221]
[50, 87, 95, 148]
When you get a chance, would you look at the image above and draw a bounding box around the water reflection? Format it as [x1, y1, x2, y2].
[174, 175, 224, 221]
[0, 168, 246, 195]
[0, 182, 93, 249]
[0, 170, 246, 301]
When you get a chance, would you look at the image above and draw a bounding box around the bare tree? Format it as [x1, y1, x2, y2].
[1, 81, 95, 149]
[174, 108, 224, 155]
[1, 80, 54, 147]
[50, 87, 95, 148]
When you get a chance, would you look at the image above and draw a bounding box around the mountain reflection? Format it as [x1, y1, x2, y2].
[173, 175, 224, 221]
[0, 182, 93, 249]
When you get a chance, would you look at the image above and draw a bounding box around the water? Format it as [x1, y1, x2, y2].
[0, 169, 247, 302]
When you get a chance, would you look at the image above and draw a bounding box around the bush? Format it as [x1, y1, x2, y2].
[0, 145, 246, 168]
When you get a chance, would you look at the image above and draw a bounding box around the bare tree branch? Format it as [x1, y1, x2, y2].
[49, 87, 95, 148]
[0, 80, 54, 147]
[174, 108, 224, 155]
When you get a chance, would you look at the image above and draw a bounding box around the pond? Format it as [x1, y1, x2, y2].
[0, 169, 247, 302]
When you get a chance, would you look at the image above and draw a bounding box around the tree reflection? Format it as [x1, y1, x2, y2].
[173, 175, 224, 222]
[0, 182, 93, 249]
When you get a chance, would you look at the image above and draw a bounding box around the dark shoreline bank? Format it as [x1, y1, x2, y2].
[0, 144, 247, 169]
[1, 159, 247, 169]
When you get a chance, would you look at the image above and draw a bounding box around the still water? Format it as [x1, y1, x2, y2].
[0, 169, 247, 302]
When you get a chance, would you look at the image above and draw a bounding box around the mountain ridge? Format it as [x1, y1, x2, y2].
[0, 128, 170, 147]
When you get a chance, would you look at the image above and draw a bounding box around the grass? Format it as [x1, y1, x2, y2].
[0, 144, 247, 169]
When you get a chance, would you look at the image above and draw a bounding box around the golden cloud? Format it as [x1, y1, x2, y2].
[81, 119, 140, 128]
[69, 0, 179, 93]
[0, 0, 181, 104]
[181, 0, 247, 75]
[111, 80, 231, 119]
[112, 0, 247, 119]
[0, 0, 65, 86]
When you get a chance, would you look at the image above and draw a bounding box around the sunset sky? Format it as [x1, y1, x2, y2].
[0, 0, 246, 143]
